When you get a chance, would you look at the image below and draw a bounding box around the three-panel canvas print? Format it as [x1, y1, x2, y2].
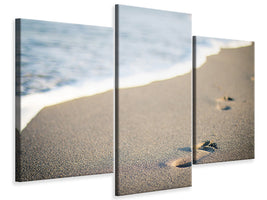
[15, 4, 254, 196]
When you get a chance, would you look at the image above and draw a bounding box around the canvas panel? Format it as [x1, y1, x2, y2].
[15, 19, 113, 181]
[115, 5, 192, 195]
[193, 36, 254, 164]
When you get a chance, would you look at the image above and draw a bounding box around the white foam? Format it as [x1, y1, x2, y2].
[20, 78, 113, 131]
[119, 60, 192, 89]
[196, 39, 252, 68]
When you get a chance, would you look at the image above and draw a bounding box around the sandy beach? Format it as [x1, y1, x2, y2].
[116, 71, 192, 195]
[16, 44, 254, 186]
[16, 91, 113, 181]
[194, 44, 254, 164]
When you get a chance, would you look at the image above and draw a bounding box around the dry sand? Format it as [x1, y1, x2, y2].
[16, 91, 113, 181]
[116, 72, 192, 195]
[194, 44, 254, 164]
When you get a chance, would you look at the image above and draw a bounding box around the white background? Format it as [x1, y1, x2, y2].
[0, 0, 266, 199]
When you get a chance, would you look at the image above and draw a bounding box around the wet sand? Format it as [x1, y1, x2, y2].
[16, 91, 113, 181]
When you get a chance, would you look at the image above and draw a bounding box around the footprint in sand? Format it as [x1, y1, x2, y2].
[194, 140, 218, 162]
[216, 96, 234, 111]
[195, 140, 218, 152]
[165, 140, 218, 168]
[166, 156, 192, 168]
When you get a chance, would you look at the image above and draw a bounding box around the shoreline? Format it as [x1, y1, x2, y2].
[21, 42, 251, 130]
[21, 86, 113, 131]
[195, 38, 252, 69]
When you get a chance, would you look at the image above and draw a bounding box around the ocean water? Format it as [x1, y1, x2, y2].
[118, 5, 192, 88]
[19, 19, 113, 130]
[195, 36, 252, 68]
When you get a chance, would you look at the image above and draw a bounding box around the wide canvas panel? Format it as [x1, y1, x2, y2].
[115, 5, 192, 195]
[15, 19, 113, 181]
[193, 36, 254, 164]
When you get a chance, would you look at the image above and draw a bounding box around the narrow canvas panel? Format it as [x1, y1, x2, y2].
[15, 19, 113, 181]
[115, 5, 192, 195]
[193, 36, 254, 164]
